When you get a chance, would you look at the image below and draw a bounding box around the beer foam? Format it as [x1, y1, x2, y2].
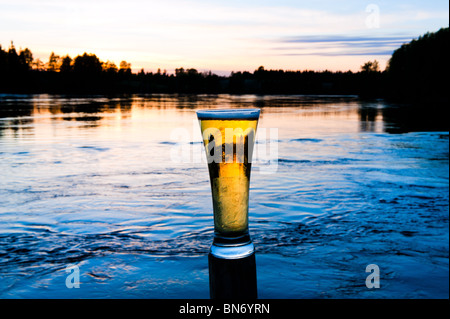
[197, 108, 260, 120]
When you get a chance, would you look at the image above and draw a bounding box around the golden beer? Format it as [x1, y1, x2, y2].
[197, 109, 260, 259]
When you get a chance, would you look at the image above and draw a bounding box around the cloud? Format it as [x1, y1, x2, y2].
[273, 34, 415, 56]
[283, 35, 412, 44]
[281, 50, 396, 57]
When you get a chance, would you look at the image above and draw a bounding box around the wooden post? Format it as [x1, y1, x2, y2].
[208, 252, 258, 299]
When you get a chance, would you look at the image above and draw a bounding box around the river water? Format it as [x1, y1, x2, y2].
[0, 94, 448, 298]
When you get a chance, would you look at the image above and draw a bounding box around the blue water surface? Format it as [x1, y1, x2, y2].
[0, 94, 448, 298]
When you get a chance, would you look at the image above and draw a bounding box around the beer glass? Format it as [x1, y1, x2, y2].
[197, 108, 260, 259]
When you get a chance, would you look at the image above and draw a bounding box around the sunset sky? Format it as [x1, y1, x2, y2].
[1, 0, 448, 74]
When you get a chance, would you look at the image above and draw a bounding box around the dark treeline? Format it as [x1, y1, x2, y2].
[0, 27, 448, 104]
[0, 46, 384, 96]
[385, 27, 449, 103]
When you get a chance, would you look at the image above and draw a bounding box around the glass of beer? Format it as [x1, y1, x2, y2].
[197, 108, 260, 259]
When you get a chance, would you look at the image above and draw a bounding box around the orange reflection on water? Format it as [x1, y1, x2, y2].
[1, 95, 387, 144]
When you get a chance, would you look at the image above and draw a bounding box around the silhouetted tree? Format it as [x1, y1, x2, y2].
[47, 52, 60, 72]
[0, 45, 6, 73]
[175, 67, 185, 76]
[6, 42, 20, 72]
[103, 60, 118, 74]
[358, 60, 383, 98]
[187, 68, 198, 76]
[32, 58, 45, 71]
[387, 27, 449, 103]
[18, 48, 33, 70]
[59, 55, 72, 73]
[73, 53, 102, 75]
[119, 60, 131, 75]
[361, 60, 380, 73]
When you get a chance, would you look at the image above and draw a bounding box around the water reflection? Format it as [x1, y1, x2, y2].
[358, 102, 383, 132]
[381, 103, 449, 133]
[0, 95, 136, 137]
[1, 94, 447, 137]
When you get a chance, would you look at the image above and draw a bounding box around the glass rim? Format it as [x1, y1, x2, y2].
[196, 108, 260, 120]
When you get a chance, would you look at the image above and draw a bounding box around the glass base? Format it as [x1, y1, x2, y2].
[210, 241, 255, 259]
